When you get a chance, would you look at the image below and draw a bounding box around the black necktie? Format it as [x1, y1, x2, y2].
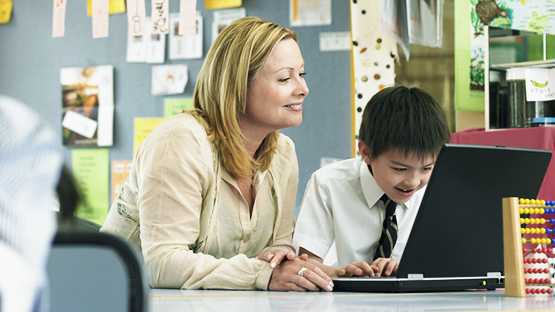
[374, 194, 398, 260]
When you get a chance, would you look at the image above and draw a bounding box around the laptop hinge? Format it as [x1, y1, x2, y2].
[408, 273, 424, 280]
[487, 272, 502, 278]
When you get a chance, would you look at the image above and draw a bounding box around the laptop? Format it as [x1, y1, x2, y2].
[332, 143, 552, 292]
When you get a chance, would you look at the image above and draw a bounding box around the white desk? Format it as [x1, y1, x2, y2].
[149, 289, 555, 311]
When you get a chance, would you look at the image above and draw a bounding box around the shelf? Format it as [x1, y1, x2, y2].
[492, 59, 555, 69]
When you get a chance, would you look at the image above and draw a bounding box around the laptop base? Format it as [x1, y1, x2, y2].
[332, 276, 504, 293]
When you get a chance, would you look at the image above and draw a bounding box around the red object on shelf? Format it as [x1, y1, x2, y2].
[450, 127, 555, 200]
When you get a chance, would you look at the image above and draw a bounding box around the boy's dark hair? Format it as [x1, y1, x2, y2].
[358, 86, 450, 161]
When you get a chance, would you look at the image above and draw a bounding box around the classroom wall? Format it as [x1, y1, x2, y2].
[0, 1, 352, 214]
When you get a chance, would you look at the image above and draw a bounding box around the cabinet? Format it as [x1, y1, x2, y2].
[484, 26, 555, 131]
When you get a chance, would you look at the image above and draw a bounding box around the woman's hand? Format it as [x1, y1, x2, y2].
[335, 261, 377, 277]
[371, 258, 398, 277]
[268, 257, 334, 292]
[258, 249, 307, 269]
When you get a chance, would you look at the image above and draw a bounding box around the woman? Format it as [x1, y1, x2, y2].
[101, 17, 333, 292]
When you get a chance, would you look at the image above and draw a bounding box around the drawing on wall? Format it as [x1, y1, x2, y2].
[61, 65, 114, 147]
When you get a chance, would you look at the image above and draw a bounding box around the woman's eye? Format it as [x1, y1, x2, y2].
[279, 78, 290, 82]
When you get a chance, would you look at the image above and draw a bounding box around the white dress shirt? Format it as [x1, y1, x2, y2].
[293, 156, 426, 267]
[0, 95, 62, 312]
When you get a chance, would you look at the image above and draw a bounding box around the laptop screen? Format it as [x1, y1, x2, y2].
[396, 144, 551, 279]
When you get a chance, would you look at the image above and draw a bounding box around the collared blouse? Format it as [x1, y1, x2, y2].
[101, 112, 298, 290]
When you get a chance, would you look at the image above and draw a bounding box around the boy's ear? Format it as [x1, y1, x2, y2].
[358, 140, 372, 165]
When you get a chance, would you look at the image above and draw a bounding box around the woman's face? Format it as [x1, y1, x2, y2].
[241, 38, 309, 136]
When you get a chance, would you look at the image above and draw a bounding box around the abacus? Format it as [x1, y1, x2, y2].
[503, 197, 555, 297]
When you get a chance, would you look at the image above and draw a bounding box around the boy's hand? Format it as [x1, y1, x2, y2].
[371, 258, 398, 276]
[336, 261, 376, 277]
[258, 250, 308, 269]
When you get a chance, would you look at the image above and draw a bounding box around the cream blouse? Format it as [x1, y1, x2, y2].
[100, 113, 298, 290]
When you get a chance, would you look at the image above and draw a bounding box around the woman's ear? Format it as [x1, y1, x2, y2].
[358, 140, 372, 165]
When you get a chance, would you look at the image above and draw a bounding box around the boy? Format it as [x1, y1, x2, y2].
[292, 86, 450, 278]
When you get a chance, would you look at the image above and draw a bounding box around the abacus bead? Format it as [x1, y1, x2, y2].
[541, 238, 547, 244]
[522, 238, 527, 244]
[547, 228, 552, 233]
[551, 268, 555, 274]
[531, 228, 536, 234]
[548, 289, 553, 294]
[544, 268, 550, 273]
[532, 258, 537, 264]
[542, 248, 547, 253]
[521, 218, 525, 224]
[520, 208, 525, 214]
[548, 248, 553, 253]
[535, 208, 540, 214]
[523, 247, 528, 253]
[541, 218, 546, 224]
[540, 208, 545, 214]
[541, 200, 546, 206]
[543, 258, 548, 263]
[542, 289, 547, 294]
[534, 278, 539, 284]
[532, 199, 537, 205]
[525, 208, 530, 214]
[541, 228, 547, 234]
[533, 268, 538, 273]
[526, 288, 532, 294]
[548, 258, 553, 264]
[520, 198, 526, 204]
[550, 219, 555, 224]
[525, 199, 531, 205]
[531, 238, 536, 244]
[530, 218, 536, 224]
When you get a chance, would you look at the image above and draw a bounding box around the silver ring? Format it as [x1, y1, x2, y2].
[298, 267, 308, 276]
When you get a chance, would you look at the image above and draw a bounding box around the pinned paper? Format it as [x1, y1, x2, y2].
[0, 0, 12, 24]
[179, 0, 197, 35]
[290, 0, 331, 27]
[87, 0, 126, 16]
[151, 64, 188, 95]
[205, 0, 241, 10]
[126, 0, 146, 36]
[61, 65, 114, 147]
[169, 12, 203, 60]
[212, 8, 245, 43]
[62, 110, 98, 138]
[52, 0, 66, 38]
[72, 149, 110, 225]
[152, 0, 169, 34]
[164, 97, 194, 117]
[127, 16, 167, 63]
[525, 68, 555, 102]
[319, 32, 351, 51]
[134, 117, 166, 153]
[92, 0, 109, 38]
[111, 160, 132, 202]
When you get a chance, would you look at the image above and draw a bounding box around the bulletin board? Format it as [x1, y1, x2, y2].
[0, 0, 352, 218]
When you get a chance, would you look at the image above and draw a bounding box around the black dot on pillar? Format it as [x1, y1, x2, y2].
[377, 38, 382, 44]
[390, 52, 396, 58]
[357, 93, 363, 99]
[361, 10, 366, 14]
[357, 107, 362, 113]
[353, 41, 358, 46]
[353, 0, 357, 3]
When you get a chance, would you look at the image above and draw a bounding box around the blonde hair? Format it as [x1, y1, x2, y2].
[191, 17, 298, 180]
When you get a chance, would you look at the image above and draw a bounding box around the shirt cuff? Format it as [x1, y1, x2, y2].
[254, 262, 274, 290]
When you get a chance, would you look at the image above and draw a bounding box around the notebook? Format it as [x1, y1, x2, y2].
[332, 143, 552, 292]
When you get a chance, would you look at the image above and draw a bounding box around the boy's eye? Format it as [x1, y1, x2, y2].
[423, 166, 433, 171]
[392, 167, 406, 172]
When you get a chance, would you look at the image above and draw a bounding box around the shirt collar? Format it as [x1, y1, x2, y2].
[359, 158, 384, 209]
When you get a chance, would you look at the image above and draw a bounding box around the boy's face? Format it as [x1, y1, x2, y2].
[358, 141, 436, 204]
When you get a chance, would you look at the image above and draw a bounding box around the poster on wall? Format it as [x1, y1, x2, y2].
[60, 65, 114, 147]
